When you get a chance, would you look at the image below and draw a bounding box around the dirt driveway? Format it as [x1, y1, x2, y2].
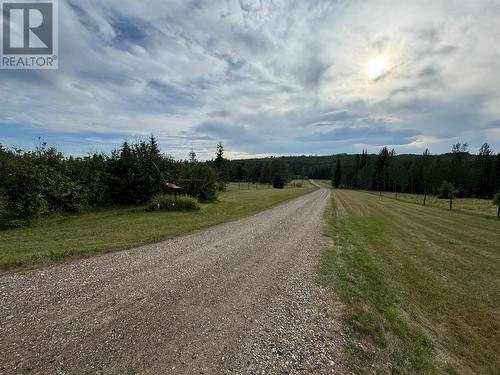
[0, 184, 346, 374]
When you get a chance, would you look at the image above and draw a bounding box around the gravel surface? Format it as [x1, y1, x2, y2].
[0, 184, 347, 374]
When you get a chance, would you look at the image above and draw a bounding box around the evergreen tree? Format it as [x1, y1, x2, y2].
[477, 143, 493, 197]
[360, 149, 368, 169]
[236, 165, 245, 181]
[451, 143, 469, 189]
[189, 149, 198, 164]
[374, 147, 390, 191]
[215, 142, 224, 168]
[421, 148, 432, 204]
[214, 142, 228, 182]
[259, 162, 272, 183]
[496, 154, 500, 192]
[333, 159, 342, 188]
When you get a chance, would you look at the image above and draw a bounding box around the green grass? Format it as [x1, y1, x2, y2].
[315, 181, 499, 218]
[320, 189, 500, 374]
[370, 191, 498, 218]
[0, 181, 316, 269]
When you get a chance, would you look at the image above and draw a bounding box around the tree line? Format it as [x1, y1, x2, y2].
[2, 138, 500, 227]
[0, 136, 225, 228]
[330, 143, 500, 199]
[225, 143, 500, 201]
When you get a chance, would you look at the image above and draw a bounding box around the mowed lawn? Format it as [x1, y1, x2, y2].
[374, 191, 498, 218]
[0, 181, 316, 269]
[321, 189, 500, 374]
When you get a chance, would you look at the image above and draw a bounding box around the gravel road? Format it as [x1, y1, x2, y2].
[1, 184, 347, 374]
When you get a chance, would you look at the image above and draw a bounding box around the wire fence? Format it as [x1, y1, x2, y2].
[364, 190, 498, 218]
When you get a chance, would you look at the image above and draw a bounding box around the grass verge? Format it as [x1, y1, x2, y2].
[0, 181, 316, 270]
[320, 189, 500, 374]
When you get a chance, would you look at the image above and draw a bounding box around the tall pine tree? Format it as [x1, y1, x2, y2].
[333, 159, 342, 188]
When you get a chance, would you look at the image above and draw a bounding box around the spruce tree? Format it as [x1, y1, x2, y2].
[333, 159, 342, 188]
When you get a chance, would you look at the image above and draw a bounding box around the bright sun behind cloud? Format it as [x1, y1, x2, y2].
[367, 55, 392, 81]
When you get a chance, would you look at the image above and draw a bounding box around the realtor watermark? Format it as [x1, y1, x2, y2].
[1, 0, 58, 69]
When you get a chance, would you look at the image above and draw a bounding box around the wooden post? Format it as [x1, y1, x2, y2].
[449, 198, 453, 211]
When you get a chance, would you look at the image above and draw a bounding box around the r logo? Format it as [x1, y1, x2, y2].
[1, 0, 58, 69]
[2, 2, 53, 54]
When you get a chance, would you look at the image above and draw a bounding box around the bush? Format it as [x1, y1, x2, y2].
[0, 146, 88, 221]
[0, 191, 14, 228]
[181, 163, 219, 202]
[494, 190, 500, 218]
[494, 190, 500, 206]
[148, 194, 200, 212]
[273, 175, 285, 189]
[437, 181, 457, 199]
[216, 181, 227, 192]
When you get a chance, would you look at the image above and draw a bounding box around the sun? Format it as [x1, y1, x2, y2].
[367, 55, 391, 81]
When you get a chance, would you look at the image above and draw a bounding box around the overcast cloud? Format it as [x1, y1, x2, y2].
[1, 0, 499, 159]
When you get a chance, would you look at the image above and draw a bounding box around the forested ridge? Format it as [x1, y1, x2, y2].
[228, 143, 500, 199]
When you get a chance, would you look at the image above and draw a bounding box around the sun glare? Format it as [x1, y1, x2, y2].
[367, 55, 391, 81]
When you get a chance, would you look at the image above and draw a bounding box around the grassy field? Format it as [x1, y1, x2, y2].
[320, 188, 500, 374]
[316, 180, 499, 218]
[0, 181, 316, 269]
[371, 191, 498, 218]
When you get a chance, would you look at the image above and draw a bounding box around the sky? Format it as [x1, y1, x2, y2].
[1, 0, 499, 160]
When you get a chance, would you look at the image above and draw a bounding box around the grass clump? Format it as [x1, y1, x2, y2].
[148, 194, 200, 212]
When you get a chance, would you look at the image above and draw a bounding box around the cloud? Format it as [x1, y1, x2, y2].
[301, 125, 417, 146]
[482, 119, 500, 130]
[1, 0, 500, 158]
[194, 122, 261, 144]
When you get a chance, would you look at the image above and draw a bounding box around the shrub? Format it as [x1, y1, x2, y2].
[181, 163, 219, 202]
[494, 190, 500, 218]
[437, 181, 457, 199]
[0, 191, 13, 228]
[494, 190, 500, 205]
[216, 181, 227, 192]
[148, 194, 200, 212]
[273, 175, 285, 189]
[2, 151, 88, 220]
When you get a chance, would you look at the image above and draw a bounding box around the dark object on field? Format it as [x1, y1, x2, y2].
[273, 176, 285, 189]
[494, 190, 500, 218]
